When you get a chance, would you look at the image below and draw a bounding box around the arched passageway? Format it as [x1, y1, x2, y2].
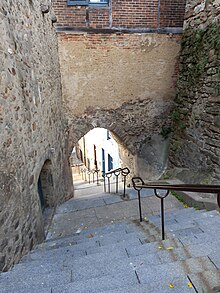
[71, 128, 123, 174]
[67, 99, 171, 181]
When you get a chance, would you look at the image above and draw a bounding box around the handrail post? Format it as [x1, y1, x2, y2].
[96, 169, 99, 185]
[132, 177, 144, 223]
[121, 168, 130, 197]
[108, 176, 110, 193]
[123, 176, 126, 197]
[81, 168, 84, 180]
[87, 170, 91, 184]
[138, 189, 143, 222]
[92, 170, 95, 183]
[217, 192, 220, 208]
[84, 168, 87, 181]
[102, 171, 106, 192]
[106, 173, 112, 193]
[114, 168, 121, 194]
[154, 189, 169, 241]
[161, 197, 165, 240]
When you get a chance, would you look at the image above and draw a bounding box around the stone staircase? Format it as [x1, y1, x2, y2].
[0, 204, 219, 292]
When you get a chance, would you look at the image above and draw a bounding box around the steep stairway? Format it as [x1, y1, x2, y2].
[0, 188, 219, 292]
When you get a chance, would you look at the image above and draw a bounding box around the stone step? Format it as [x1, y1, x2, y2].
[52, 270, 140, 293]
[136, 257, 216, 285]
[25, 232, 145, 263]
[177, 230, 220, 246]
[10, 256, 215, 293]
[0, 270, 71, 293]
[155, 242, 220, 265]
[126, 238, 183, 257]
[0, 288, 51, 293]
[188, 269, 220, 293]
[20, 244, 128, 266]
[100, 276, 196, 293]
[13, 234, 219, 284]
[163, 209, 217, 223]
[45, 221, 140, 244]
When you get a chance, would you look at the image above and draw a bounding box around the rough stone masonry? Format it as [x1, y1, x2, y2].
[0, 0, 73, 271]
[169, 0, 220, 184]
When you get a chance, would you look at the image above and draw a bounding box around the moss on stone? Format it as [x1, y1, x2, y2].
[180, 23, 220, 87]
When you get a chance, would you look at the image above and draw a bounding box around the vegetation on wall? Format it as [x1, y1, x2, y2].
[179, 23, 220, 88]
[170, 23, 220, 139]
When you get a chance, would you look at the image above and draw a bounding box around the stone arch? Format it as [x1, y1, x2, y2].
[67, 98, 172, 180]
[37, 159, 54, 209]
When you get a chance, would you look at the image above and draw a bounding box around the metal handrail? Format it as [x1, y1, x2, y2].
[132, 177, 220, 240]
[104, 167, 130, 196]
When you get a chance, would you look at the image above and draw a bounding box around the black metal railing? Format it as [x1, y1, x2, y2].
[103, 167, 130, 197]
[132, 177, 220, 241]
[80, 167, 100, 185]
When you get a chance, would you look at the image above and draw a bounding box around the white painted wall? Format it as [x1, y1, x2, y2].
[78, 128, 121, 173]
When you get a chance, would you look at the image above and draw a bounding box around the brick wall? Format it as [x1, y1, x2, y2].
[160, 0, 186, 28]
[52, 0, 186, 29]
[112, 0, 158, 28]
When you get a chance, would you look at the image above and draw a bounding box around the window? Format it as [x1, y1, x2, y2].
[107, 130, 111, 140]
[108, 154, 113, 171]
[67, 0, 109, 6]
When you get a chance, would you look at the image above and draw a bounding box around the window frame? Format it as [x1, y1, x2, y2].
[67, 0, 109, 6]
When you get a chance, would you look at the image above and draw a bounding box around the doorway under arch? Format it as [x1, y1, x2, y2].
[37, 160, 54, 209]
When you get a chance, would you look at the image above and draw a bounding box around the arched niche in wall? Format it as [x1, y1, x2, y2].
[37, 159, 54, 209]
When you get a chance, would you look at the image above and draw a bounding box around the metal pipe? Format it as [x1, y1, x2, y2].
[108, 177, 110, 193]
[116, 175, 119, 193]
[138, 190, 143, 222]
[123, 175, 126, 197]
[102, 171, 106, 192]
[96, 169, 99, 185]
[161, 197, 165, 240]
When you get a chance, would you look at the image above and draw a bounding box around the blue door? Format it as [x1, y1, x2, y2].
[102, 148, 105, 174]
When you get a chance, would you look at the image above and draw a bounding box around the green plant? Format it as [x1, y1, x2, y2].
[171, 110, 181, 121]
[160, 125, 172, 140]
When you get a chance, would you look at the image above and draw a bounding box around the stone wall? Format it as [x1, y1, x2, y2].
[168, 0, 220, 183]
[0, 0, 73, 271]
[58, 32, 182, 179]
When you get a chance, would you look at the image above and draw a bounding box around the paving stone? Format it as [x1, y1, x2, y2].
[52, 271, 139, 293]
[170, 227, 204, 238]
[103, 196, 123, 204]
[5, 261, 68, 276]
[0, 271, 70, 292]
[126, 238, 182, 257]
[86, 236, 143, 255]
[98, 231, 145, 246]
[27, 245, 87, 261]
[44, 221, 139, 248]
[99, 276, 196, 292]
[178, 231, 220, 246]
[188, 270, 220, 293]
[156, 242, 220, 264]
[56, 197, 106, 213]
[209, 252, 220, 269]
[0, 287, 51, 293]
[136, 256, 216, 285]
